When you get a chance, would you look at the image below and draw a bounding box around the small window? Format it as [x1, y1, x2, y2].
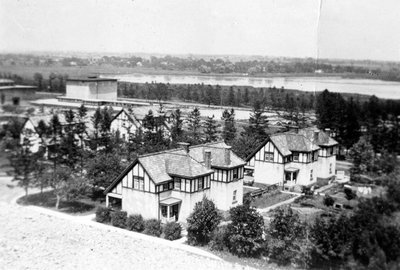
[133, 176, 144, 190]
[233, 190, 237, 202]
[293, 153, 299, 162]
[163, 183, 169, 191]
[310, 169, 313, 181]
[198, 178, 204, 189]
[174, 178, 181, 190]
[264, 152, 274, 162]
[329, 163, 332, 174]
[233, 168, 239, 180]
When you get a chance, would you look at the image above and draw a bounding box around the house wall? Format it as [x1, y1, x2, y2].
[20, 120, 41, 153]
[209, 179, 242, 211]
[318, 155, 336, 179]
[160, 189, 211, 222]
[110, 111, 138, 141]
[284, 162, 317, 186]
[253, 161, 284, 185]
[122, 189, 159, 219]
[250, 141, 284, 185]
[109, 161, 158, 218]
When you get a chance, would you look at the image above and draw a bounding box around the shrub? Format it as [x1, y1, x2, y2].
[344, 188, 357, 200]
[209, 225, 229, 251]
[324, 195, 335, 207]
[163, 222, 182, 240]
[110, 210, 127, 228]
[225, 204, 264, 257]
[266, 206, 306, 265]
[144, 219, 162, 237]
[126, 214, 145, 232]
[187, 197, 222, 246]
[95, 206, 112, 223]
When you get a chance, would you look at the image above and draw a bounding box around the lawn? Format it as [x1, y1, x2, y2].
[251, 190, 297, 209]
[17, 190, 103, 216]
[199, 247, 297, 270]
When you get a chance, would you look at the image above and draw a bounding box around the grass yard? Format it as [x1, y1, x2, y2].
[17, 190, 103, 215]
[251, 190, 297, 209]
[199, 247, 297, 270]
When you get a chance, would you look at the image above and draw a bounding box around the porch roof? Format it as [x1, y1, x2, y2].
[160, 197, 182, 206]
[285, 167, 300, 173]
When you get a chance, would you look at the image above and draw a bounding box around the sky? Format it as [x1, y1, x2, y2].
[1, 0, 400, 61]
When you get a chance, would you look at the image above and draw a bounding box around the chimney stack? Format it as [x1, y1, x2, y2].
[204, 150, 212, 169]
[177, 142, 190, 154]
[325, 128, 331, 137]
[224, 146, 232, 165]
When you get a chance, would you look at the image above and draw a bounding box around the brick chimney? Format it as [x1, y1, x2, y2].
[204, 150, 212, 169]
[224, 146, 232, 165]
[325, 128, 331, 137]
[177, 142, 190, 154]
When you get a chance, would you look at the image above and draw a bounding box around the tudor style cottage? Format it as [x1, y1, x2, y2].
[110, 108, 171, 141]
[105, 142, 246, 223]
[246, 128, 338, 189]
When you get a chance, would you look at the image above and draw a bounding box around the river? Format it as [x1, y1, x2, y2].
[110, 73, 400, 100]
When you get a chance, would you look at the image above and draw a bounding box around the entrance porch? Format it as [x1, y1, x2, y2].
[160, 197, 181, 223]
[283, 167, 299, 191]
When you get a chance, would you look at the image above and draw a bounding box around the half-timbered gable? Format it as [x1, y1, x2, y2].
[246, 127, 338, 189]
[105, 141, 246, 223]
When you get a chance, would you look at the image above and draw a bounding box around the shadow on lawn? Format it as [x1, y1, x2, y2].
[17, 190, 96, 214]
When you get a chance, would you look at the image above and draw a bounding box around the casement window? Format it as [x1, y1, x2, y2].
[233, 190, 237, 202]
[310, 169, 313, 181]
[329, 163, 332, 174]
[313, 152, 318, 161]
[293, 153, 299, 162]
[133, 176, 144, 190]
[198, 178, 204, 190]
[233, 168, 239, 180]
[162, 183, 169, 191]
[174, 178, 181, 190]
[264, 152, 274, 162]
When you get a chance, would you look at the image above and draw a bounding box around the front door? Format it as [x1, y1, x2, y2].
[170, 204, 179, 221]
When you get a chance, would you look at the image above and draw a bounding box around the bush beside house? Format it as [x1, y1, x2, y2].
[95, 206, 112, 223]
[186, 197, 222, 246]
[163, 222, 182, 240]
[110, 210, 127, 228]
[127, 214, 145, 232]
[144, 219, 163, 237]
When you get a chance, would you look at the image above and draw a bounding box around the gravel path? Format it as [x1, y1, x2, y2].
[0, 175, 252, 270]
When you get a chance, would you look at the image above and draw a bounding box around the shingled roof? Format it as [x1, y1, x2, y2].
[271, 133, 320, 156]
[298, 127, 338, 147]
[188, 142, 246, 169]
[105, 141, 245, 192]
[140, 151, 213, 183]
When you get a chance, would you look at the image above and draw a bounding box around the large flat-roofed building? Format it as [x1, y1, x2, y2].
[0, 79, 36, 106]
[65, 76, 118, 101]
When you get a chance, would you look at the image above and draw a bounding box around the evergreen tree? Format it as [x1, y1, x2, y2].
[186, 107, 201, 142]
[10, 138, 36, 196]
[242, 100, 269, 142]
[227, 86, 235, 106]
[203, 115, 218, 142]
[221, 108, 237, 143]
[171, 109, 184, 141]
[342, 97, 361, 149]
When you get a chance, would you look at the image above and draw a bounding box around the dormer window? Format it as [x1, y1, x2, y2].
[293, 153, 299, 162]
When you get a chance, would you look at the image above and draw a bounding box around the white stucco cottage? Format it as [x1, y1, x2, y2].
[246, 128, 338, 190]
[104, 142, 246, 223]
